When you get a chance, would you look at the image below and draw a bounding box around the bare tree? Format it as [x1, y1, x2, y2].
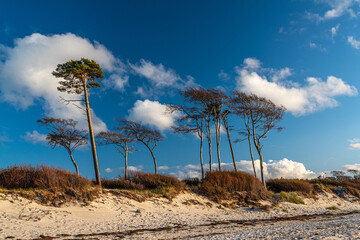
[97, 131, 136, 180]
[52, 58, 103, 187]
[169, 104, 206, 179]
[222, 109, 237, 172]
[206, 89, 229, 171]
[118, 119, 163, 174]
[37, 118, 88, 176]
[233, 92, 285, 189]
[232, 92, 257, 177]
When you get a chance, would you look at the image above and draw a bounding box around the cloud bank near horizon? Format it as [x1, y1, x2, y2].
[236, 58, 357, 116]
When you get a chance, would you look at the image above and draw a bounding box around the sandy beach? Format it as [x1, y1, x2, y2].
[1, 189, 359, 239]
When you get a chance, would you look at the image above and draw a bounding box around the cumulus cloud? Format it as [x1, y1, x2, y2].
[171, 158, 319, 180]
[0, 33, 129, 132]
[105, 168, 113, 173]
[243, 57, 261, 70]
[271, 67, 292, 82]
[236, 58, 357, 116]
[343, 163, 360, 171]
[348, 36, 360, 49]
[129, 59, 196, 94]
[22, 130, 47, 144]
[127, 99, 181, 131]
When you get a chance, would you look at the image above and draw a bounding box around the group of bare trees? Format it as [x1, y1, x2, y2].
[37, 58, 285, 189]
[170, 88, 286, 189]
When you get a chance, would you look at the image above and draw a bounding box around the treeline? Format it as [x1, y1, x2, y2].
[38, 58, 285, 190]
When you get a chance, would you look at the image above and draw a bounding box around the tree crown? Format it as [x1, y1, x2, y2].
[52, 58, 104, 94]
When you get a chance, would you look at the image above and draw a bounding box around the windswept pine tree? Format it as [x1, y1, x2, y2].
[52, 58, 103, 187]
[37, 118, 88, 176]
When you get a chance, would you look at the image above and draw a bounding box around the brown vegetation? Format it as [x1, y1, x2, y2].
[199, 170, 270, 202]
[267, 179, 315, 194]
[0, 164, 96, 205]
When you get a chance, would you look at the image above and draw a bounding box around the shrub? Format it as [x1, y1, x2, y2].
[278, 191, 305, 204]
[101, 172, 185, 192]
[326, 206, 340, 211]
[267, 179, 314, 194]
[199, 170, 269, 202]
[0, 164, 95, 203]
[130, 172, 185, 190]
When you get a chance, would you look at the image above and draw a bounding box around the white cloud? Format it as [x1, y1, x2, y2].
[309, 0, 357, 21]
[127, 99, 181, 131]
[0, 134, 12, 143]
[348, 138, 360, 149]
[243, 57, 261, 70]
[22, 130, 47, 144]
[348, 36, 360, 49]
[128, 166, 142, 172]
[158, 166, 169, 170]
[343, 163, 360, 171]
[218, 70, 230, 81]
[271, 67, 292, 82]
[130, 59, 196, 90]
[236, 58, 357, 116]
[331, 24, 340, 38]
[323, 0, 354, 20]
[0, 33, 129, 133]
[171, 158, 319, 180]
[105, 168, 113, 173]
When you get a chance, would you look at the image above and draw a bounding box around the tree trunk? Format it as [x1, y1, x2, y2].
[125, 150, 128, 180]
[206, 120, 212, 172]
[200, 134, 204, 179]
[69, 151, 79, 176]
[215, 121, 222, 171]
[258, 147, 266, 189]
[144, 144, 157, 175]
[248, 134, 257, 178]
[82, 78, 101, 187]
[224, 119, 236, 172]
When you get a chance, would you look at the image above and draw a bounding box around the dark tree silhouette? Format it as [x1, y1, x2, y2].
[52, 58, 103, 187]
[118, 119, 163, 174]
[232, 91, 285, 189]
[97, 131, 136, 180]
[37, 117, 88, 176]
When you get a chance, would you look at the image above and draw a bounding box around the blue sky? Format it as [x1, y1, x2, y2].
[1, 0, 360, 180]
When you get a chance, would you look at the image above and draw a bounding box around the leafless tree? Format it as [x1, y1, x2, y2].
[117, 119, 163, 175]
[206, 89, 229, 171]
[37, 118, 88, 176]
[222, 108, 237, 172]
[96, 131, 136, 180]
[169, 103, 206, 179]
[232, 92, 285, 189]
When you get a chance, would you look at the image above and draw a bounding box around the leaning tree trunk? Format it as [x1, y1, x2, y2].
[124, 150, 128, 180]
[253, 139, 266, 189]
[224, 119, 236, 172]
[248, 134, 257, 178]
[145, 145, 158, 175]
[82, 77, 101, 187]
[200, 134, 204, 179]
[215, 120, 222, 171]
[69, 151, 79, 176]
[206, 120, 213, 172]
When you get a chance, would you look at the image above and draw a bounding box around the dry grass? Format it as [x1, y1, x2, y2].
[199, 170, 269, 202]
[311, 178, 360, 197]
[267, 179, 314, 194]
[0, 164, 97, 205]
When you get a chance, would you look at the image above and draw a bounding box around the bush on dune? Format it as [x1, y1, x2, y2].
[101, 172, 185, 195]
[0, 164, 96, 204]
[199, 170, 269, 202]
[267, 179, 314, 194]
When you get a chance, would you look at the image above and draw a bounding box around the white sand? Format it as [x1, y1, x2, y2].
[0, 190, 359, 239]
